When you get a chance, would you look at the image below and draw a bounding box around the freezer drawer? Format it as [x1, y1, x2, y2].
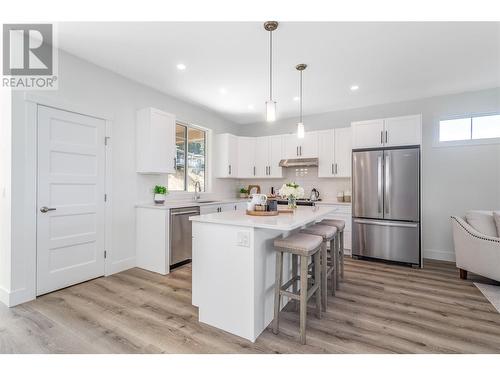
[352, 219, 420, 265]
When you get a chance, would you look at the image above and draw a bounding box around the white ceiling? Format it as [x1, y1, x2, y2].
[56, 22, 500, 124]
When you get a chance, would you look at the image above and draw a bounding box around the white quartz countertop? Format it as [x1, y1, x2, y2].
[190, 206, 337, 231]
[136, 198, 247, 210]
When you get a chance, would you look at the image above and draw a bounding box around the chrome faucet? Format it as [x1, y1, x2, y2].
[193, 181, 201, 201]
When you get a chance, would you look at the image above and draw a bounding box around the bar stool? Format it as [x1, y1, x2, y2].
[321, 219, 346, 283]
[300, 224, 337, 311]
[273, 232, 323, 344]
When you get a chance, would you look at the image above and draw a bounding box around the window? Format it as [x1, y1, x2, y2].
[439, 114, 500, 143]
[168, 123, 206, 192]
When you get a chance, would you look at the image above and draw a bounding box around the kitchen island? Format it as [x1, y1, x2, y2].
[190, 206, 336, 342]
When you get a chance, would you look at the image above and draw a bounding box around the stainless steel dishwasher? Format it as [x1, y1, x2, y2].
[170, 206, 200, 269]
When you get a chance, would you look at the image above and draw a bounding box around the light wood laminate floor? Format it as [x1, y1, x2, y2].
[1, 258, 500, 353]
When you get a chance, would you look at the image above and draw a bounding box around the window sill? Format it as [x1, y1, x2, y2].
[433, 137, 500, 148]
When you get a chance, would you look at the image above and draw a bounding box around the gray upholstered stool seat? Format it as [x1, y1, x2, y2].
[274, 233, 323, 256]
[321, 219, 345, 231]
[320, 219, 346, 282]
[273, 233, 322, 344]
[300, 224, 336, 240]
[301, 224, 338, 311]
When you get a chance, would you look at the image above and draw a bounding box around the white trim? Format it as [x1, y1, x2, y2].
[104, 120, 113, 276]
[108, 256, 136, 275]
[0, 286, 8, 306]
[424, 249, 456, 262]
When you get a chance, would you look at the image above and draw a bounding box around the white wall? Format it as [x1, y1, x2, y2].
[5, 49, 239, 306]
[238, 88, 500, 261]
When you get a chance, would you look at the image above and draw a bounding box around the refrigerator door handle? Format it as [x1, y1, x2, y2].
[377, 155, 383, 213]
[353, 219, 418, 228]
[385, 154, 391, 214]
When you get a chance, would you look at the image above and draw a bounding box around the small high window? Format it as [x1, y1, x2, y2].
[439, 114, 500, 142]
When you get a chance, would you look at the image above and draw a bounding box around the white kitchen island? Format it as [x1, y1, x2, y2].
[190, 206, 336, 342]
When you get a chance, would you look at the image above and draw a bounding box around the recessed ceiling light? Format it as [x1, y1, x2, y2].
[293, 96, 300, 101]
[350, 85, 359, 91]
[176, 63, 186, 71]
[247, 104, 255, 110]
[219, 88, 227, 95]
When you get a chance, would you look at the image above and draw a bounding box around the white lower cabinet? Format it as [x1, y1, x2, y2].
[200, 201, 247, 214]
[136, 207, 170, 275]
[317, 203, 352, 252]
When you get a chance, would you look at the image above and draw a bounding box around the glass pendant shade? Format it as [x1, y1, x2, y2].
[297, 122, 305, 139]
[266, 101, 276, 122]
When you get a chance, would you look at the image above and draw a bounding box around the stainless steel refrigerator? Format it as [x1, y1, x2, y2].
[352, 147, 420, 266]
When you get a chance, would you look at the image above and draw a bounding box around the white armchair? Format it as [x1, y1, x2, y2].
[451, 215, 500, 282]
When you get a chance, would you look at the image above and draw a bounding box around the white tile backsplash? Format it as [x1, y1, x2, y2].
[239, 167, 351, 201]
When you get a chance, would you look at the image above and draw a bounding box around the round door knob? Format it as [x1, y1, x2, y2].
[40, 206, 56, 213]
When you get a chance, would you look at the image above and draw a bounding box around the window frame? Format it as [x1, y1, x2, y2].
[435, 111, 500, 148]
[168, 121, 210, 194]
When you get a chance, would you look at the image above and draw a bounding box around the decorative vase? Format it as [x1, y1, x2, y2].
[287, 196, 297, 209]
[154, 194, 166, 204]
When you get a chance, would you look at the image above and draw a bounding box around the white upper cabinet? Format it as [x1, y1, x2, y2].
[351, 119, 385, 149]
[215, 133, 238, 178]
[254, 136, 269, 178]
[268, 135, 283, 178]
[136, 107, 176, 174]
[318, 129, 335, 177]
[237, 137, 256, 178]
[334, 127, 352, 177]
[383, 114, 422, 147]
[318, 127, 352, 178]
[352, 115, 421, 149]
[283, 131, 318, 158]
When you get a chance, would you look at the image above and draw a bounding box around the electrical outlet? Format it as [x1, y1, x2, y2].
[237, 231, 250, 247]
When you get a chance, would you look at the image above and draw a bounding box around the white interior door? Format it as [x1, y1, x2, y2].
[37, 105, 106, 296]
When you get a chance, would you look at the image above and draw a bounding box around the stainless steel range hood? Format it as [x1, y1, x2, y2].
[279, 158, 319, 167]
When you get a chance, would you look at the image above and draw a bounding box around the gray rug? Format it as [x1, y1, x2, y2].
[474, 282, 500, 313]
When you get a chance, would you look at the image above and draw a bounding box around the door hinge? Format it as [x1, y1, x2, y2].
[104, 250, 107, 259]
[104, 136, 110, 146]
[104, 193, 107, 202]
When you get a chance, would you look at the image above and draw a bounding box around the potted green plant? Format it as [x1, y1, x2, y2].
[153, 185, 168, 204]
[239, 187, 249, 198]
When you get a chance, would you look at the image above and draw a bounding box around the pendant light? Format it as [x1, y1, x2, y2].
[264, 21, 278, 122]
[296, 64, 307, 138]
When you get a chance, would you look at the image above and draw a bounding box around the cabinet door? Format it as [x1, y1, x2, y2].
[200, 204, 219, 214]
[351, 119, 384, 149]
[318, 129, 335, 177]
[237, 137, 255, 178]
[136, 108, 176, 174]
[384, 115, 422, 147]
[255, 137, 269, 178]
[215, 134, 238, 178]
[283, 134, 300, 159]
[334, 127, 352, 177]
[268, 135, 283, 178]
[300, 131, 318, 158]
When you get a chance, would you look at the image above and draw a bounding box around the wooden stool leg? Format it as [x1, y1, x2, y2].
[292, 254, 299, 311]
[314, 251, 322, 319]
[299, 255, 308, 344]
[340, 231, 345, 279]
[273, 251, 283, 335]
[330, 238, 336, 296]
[335, 235, 340, 288]
[321, 242, 327, 311]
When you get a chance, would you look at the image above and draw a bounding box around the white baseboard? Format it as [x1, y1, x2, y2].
[0, 286, 36, 307]
[107, 256, 136, 276]
[424, 249, 456, 262]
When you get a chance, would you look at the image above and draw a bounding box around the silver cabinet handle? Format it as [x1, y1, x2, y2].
[385, 154, 391, 214]
[377, 155, 383, 213]
[253, 166, 256, 176]
[300, 146, 302, 156]
[335, 163, 338, 174]
[385, 130, 388, 144]
[353, 219, 418, 228]
[296, 146, 298, 156]
[173, 157, 176, 169]
[40, 206, 56, 213]
[380, 131, 384, 144]
[331, 163, 334, 174]
[228, 165, 231, 175]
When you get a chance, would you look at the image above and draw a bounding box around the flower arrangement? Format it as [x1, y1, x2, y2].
[278, 182, 304, 209]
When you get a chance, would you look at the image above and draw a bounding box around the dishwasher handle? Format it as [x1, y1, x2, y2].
[171, 210, 200, 216]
